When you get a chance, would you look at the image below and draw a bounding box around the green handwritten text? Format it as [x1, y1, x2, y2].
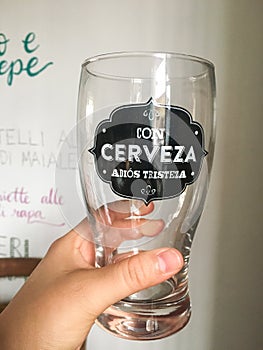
[0, 32, 54, 86]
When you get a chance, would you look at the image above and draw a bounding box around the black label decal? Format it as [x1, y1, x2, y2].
[89, 98, 207, 204]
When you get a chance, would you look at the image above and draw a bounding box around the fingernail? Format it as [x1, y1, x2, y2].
[157, 249, 183, 274]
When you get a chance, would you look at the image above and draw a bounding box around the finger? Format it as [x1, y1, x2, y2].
[97, 200, 155, 223]
[109, 200, 155, 218]
[97, 218, 164, 247]
[81, 248, 184, 317]
[111, 218, 164, 237]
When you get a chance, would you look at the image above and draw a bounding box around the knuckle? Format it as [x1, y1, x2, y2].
[47, 238, 59, 253]
[46, 236, 64, 256]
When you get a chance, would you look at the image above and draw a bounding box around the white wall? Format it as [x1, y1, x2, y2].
[0, 1, 262, 349]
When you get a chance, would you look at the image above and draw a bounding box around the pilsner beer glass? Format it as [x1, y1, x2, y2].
[77, 52, 216, 340]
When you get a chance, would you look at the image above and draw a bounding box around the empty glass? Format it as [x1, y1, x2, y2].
[77, 52, 216, 340]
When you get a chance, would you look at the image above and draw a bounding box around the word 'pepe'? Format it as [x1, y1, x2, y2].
[0, 32, 53, 86]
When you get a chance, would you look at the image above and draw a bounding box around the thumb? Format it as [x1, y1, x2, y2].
[84, 248, 184, 317]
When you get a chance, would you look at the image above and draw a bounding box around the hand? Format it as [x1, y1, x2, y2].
[0, 207, 183, 350]
[79, 200, 165, 248]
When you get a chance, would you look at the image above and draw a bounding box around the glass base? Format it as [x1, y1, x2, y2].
[96, 293, 191, 340]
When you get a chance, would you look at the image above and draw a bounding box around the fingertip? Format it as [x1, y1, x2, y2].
[139, 219, 164, 237]
[156, 248, 184, 275]
[136, 201, 155, 215]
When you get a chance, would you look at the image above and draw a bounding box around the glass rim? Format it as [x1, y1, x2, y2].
[81, 51, 215, 81]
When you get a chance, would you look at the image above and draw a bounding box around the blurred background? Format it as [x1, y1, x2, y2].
[0, 1, 262, 349]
